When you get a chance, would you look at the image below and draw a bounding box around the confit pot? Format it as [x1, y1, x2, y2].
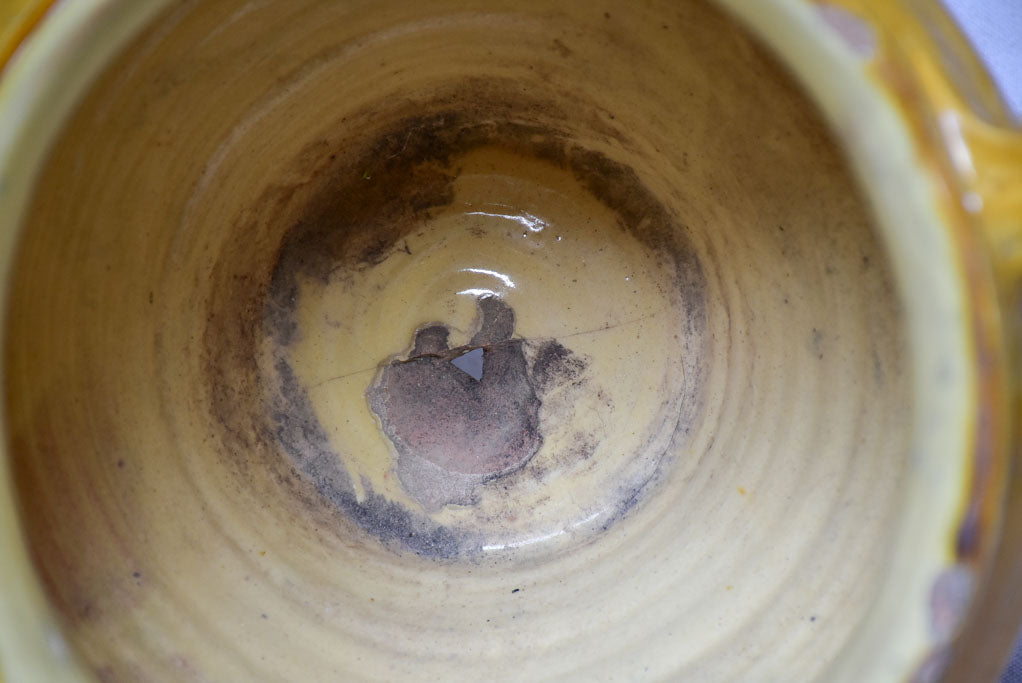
[0, 0, 1021, 681]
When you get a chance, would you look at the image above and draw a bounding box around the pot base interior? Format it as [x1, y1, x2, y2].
[4, 0, 911, 679]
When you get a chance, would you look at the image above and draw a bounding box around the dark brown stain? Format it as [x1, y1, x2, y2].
[263, 80, 701, 332]
[368, 297, 541, 481]
[532, 340, 588, 392]
[550, 38, 574, 58]
[269, 353, 471, 557]
[361, 297, 596, 512]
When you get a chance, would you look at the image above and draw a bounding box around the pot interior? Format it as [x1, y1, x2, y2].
[4, 0, 911, 679]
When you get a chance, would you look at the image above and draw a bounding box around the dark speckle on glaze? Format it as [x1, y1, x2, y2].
[532, 340, 588, 391]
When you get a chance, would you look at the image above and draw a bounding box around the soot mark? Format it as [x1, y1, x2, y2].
[532, 339, 588, 391]
[247, 82, 708, 558]
[269, 298, 588, 555]
[270, 357, 471, 558]
[367, 297, 546, 510]
[263, 83, 705, 352]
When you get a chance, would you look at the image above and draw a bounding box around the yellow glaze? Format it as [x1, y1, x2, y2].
[0, 1, 1020, 682]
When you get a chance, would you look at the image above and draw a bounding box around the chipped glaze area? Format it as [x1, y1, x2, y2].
[370, 298, 543, 478]
[368, 298, 547, 507]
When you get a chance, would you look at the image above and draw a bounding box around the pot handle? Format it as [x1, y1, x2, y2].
[817, 0, 1022, 283]
[962, 120, 1022, 285]
[867, 0, 1022, 284]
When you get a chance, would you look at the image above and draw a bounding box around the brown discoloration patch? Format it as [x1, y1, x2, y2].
[532, 340, 588, 391]
[411, 325, 450, 355]
[264, 112, 461, 346]
[367, 298, 546, 509]
[369, 298, 540, 478]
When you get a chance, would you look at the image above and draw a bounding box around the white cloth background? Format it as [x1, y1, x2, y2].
[941, 0, 1022, 118]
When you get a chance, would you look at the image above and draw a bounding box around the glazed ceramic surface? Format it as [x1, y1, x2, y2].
[0, 1, 1019, 682]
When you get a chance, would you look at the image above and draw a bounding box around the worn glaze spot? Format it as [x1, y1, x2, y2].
[367, 297, 545, 509]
